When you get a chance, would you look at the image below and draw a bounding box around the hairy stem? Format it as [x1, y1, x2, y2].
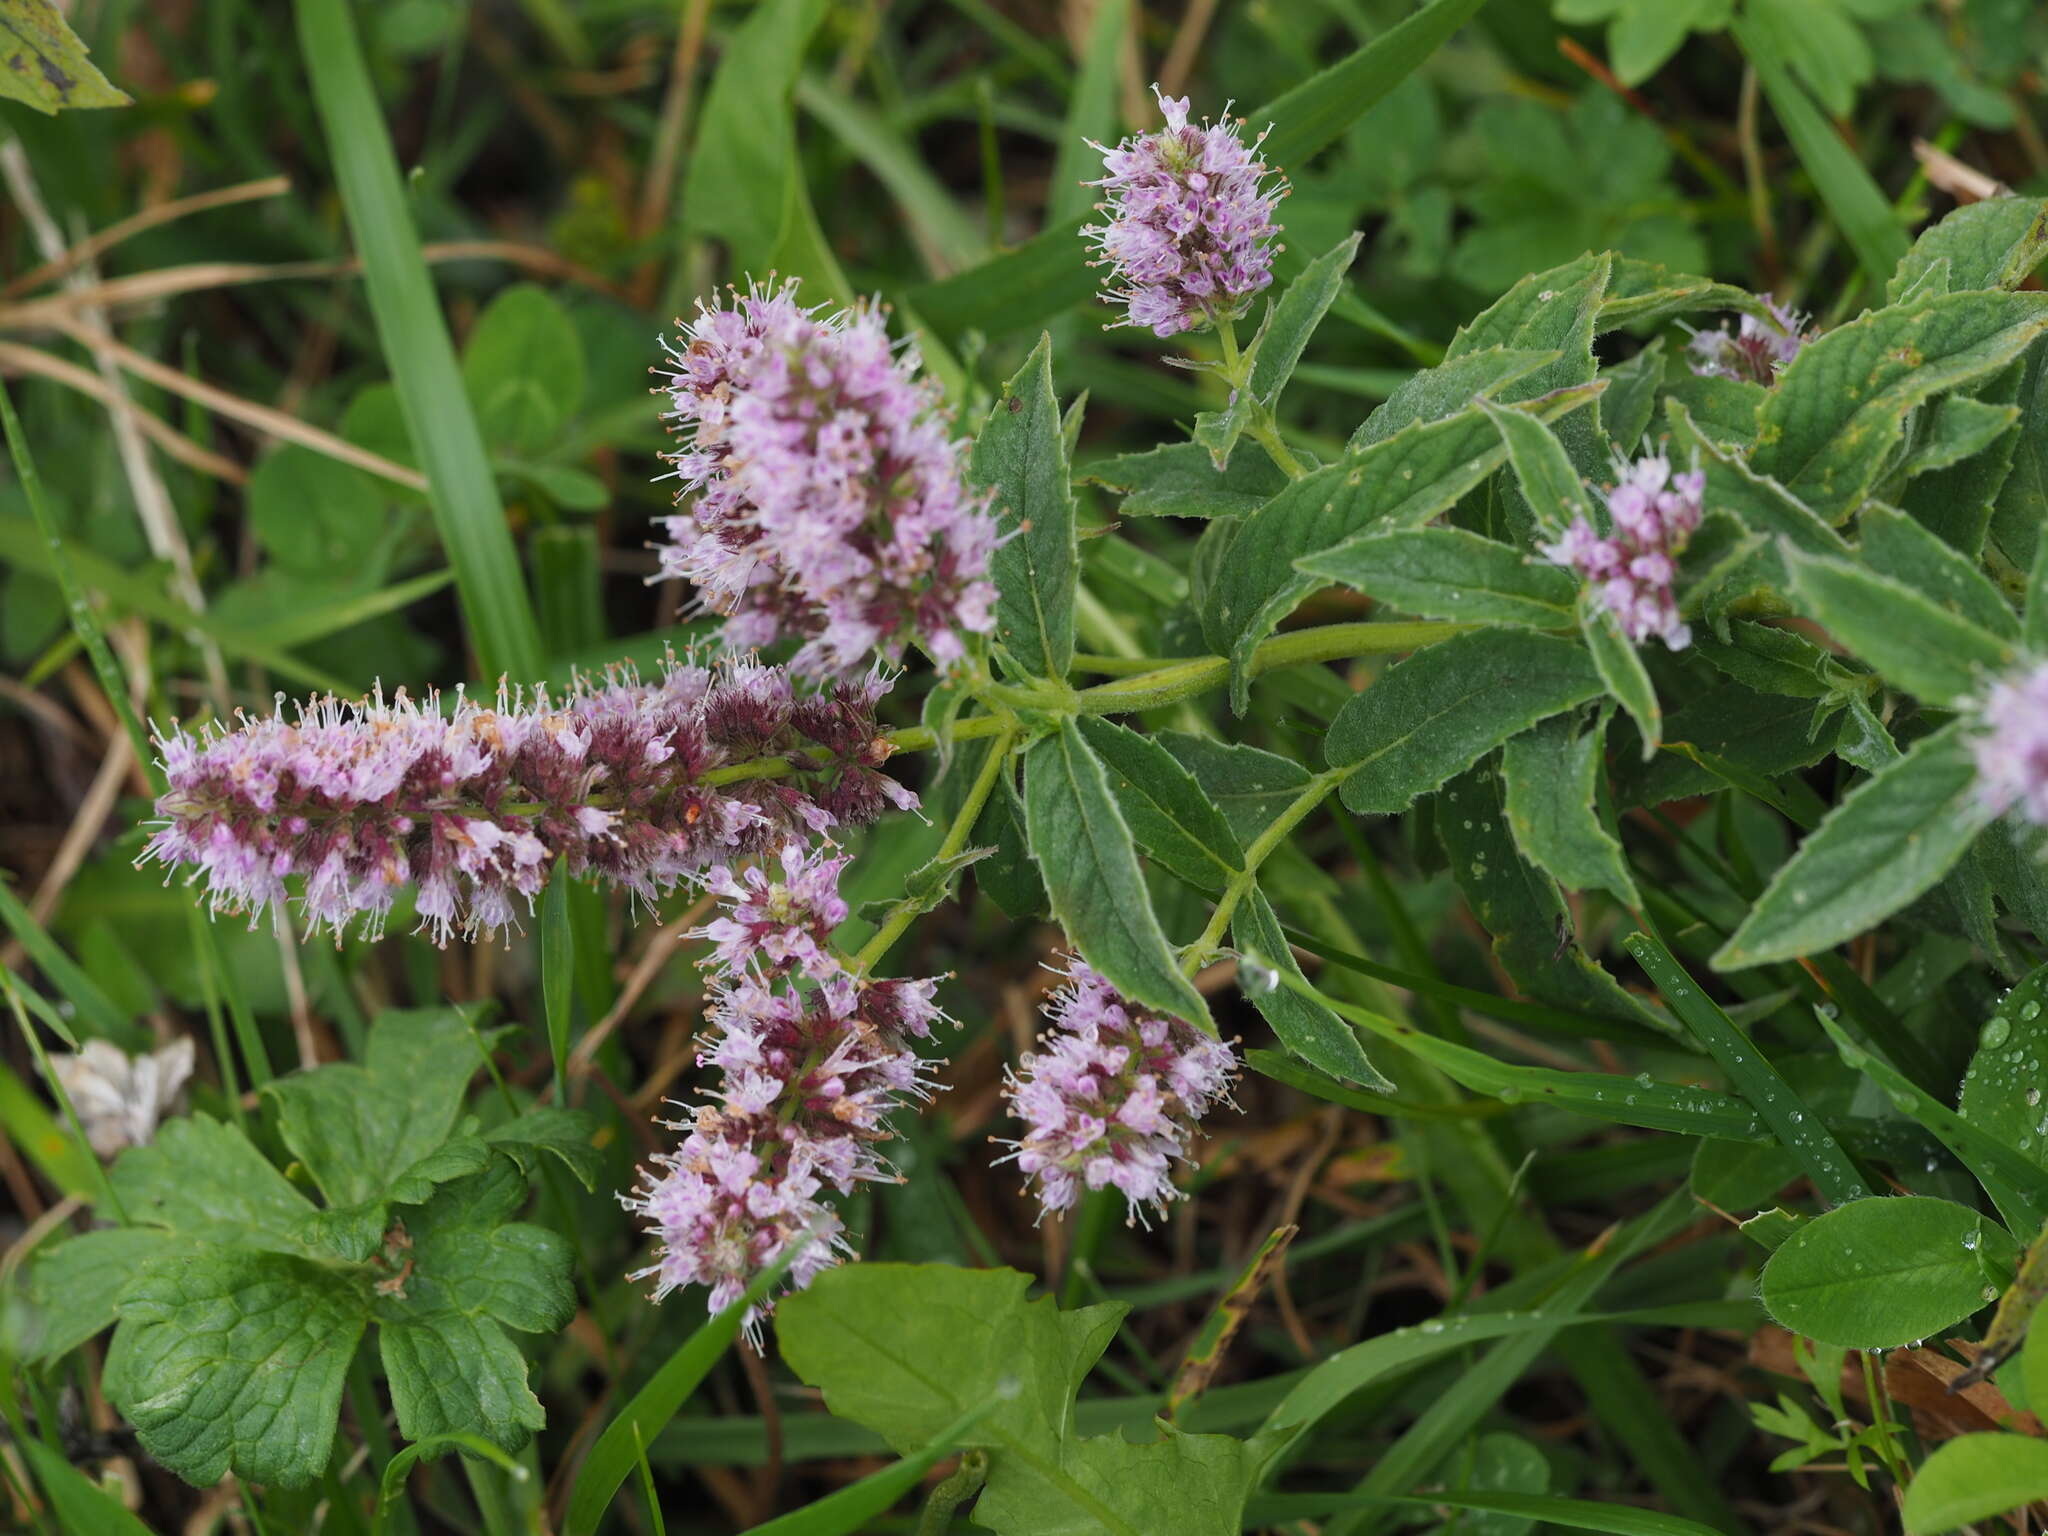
[851, 724, 1017, 974]
[1180, 765, 1347, 975]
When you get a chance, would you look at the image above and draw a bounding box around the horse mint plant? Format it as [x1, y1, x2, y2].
[16, 6, 2048, 1530]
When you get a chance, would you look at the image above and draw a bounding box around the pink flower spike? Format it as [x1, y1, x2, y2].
[1970, 660, 2048, 827]
[1539, 447, 1705, 652]
[999, 960, 1237, 1226]
[1082, 85, 1286, 337]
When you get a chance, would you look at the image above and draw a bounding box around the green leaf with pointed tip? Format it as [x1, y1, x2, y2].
[1233, 887, 1394, 1090]
[1599, 258, 1757, 331]
[1479, 397, 1594, 541]
[1858, 503, 2018, 638]
[1299, 526, 1578, 628]
[779, 1263, 1253, 1536]
[1784, 547, 2013, 704]
[1663, 400, 1845, 556]
[1193, 235, 1362, 469]
[1760, 1196, 2015, 1350]
[1439, 761, 1666, 1029]
[1080, 442, 1288, 518]
[1328, 630, 1604, 815]
[266, 1008, 483, 1210]
[375, 1155, 574, 1452]
[1347, 347, 1558, 450]
[1579, 599, 1663, 757]
[1502, 712, 1639, 907]
[1749, 291, 2048, 524]
[1957, 964, 2048, 1175]
[1899, 395, 2021, 480]
[1076, 716, 1242, 895]
[104, 1247, 365, 1489]
[0, 0, 129, 112]
[1159, 734, 1313, 849]
[1023, 724, 1209, 1026]
[972, 335, 1076, 680]
[1662, 374, 1767, 450]
[1890, 198, 2048, 302]
[1716, 723, 1996, 968]
[1208, 387, 1600, 712]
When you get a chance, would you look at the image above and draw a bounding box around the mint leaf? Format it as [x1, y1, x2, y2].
[486, 1106, 605, 1191]
[104, 1247, 366, 1488]
[28, 1227, 175, 1362]
[375, 1156, 574, 1451]
[112, 1113, 319, 1252]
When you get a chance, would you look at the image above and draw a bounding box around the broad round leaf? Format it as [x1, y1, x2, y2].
[1902, 1434, 2048, 1534]
[1760, 1195, 2015, 1349]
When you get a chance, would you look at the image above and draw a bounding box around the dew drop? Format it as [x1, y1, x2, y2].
[1983, 1018, 2013, 1050]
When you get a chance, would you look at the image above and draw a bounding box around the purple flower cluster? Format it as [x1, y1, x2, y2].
[1082, 86, 1285, 338]
[655, 282, 998, 675]
[1689, 297, 1811, 385]
[143, 657, 912, 944]
[623, 840, 946, 1324]
[1970, 660, 2048, 826]
[1001, 960, 1236, 1224]
[1540, 451, 1705, 651]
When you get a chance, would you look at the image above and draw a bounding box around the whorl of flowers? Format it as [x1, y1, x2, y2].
[1000, 960, 1237, 1224]
[1540, 450, 1705, 651]
[1082, 85, 1285, 338]
[1688, 297, 1811, 385]
[654, 280, 999, 676]
[623, 840, 947, 1325]
[1969, 660, 2048, 826]
[142, 656, 913, 945]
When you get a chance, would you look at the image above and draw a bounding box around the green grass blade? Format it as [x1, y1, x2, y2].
[564, 1244, 809, 1536]
[736, 1399, 999, 1535]
[293, 0, 545, 685]
[375, 1435, 526, 1536]
[0, 877, 132, 1044]
[1624, 931, 1870, 1207]
[1733, 17, 1909, 287]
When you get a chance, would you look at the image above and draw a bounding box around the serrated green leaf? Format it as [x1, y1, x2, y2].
[1233, 887, 1393, 1089]
[1328, 630, 1605, 815]
[266, 1008, 483, 1209]
[374, 1155, 574, 1452]
[485, 1107, 603, 1191]
[1785, 547, 2012, 704]
[1195, 235, 1362, 469]
[972, 335, 1076, 680]
[28, 1227, 177, 1362]
[1598, 336, 1665, 453]
[1599, 257, 1756, 331]
[1299, 526, 1578, 627]
[1716, 722, 1995, 967]
[1208, 388, 1599, 711]
[0, 0, 129, 113]
[779, 1263, 1252, 1536]
[111, 1113, 318, 1253]
[106, 1247, 365, 1488]
[1079, 442, 1288, 519]
[1159, 734, 1313, 849]
[1661, 373, 1767, 449]
[1858, 503, 2017, 638]
[1995, 341, 2048, 576]
[1890, 197, 2048, 302]
[1580, 600, 1663, 755]
[1502, 713, 1639, 906]
[1899, 395, 2021, 480]
[1479, 396, 1597, 541]
[1760, 1196, 2015, 1349]
[1076, 716, 1243, 894]
[1439, 761, 1666, 1028]
[1347, 347, 1558, 450]
[1901, 357, 2025, 556]
[1749, 291, 2048, 524]
[1024, 724, 1208, 1025]
[1664, 399, 1845, 556]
